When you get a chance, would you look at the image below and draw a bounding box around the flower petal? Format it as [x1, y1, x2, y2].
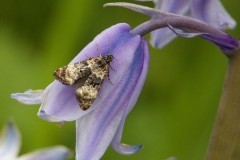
[37, 81, 83, 122]
[37, 23, 134, 122]
[0, 121, 20, 159]
[201, 34, 239, 55]
[167, 24, 239, 55]
[150, 0, 190, 48]
[111, 39, 149, 155]
[16, 146, 71, 160]
[75, 37, 148, 159]
[191, 0, 236, 29]
[11, 90, 44, 105]
[155, 0, 190, 14]
[150, 28, 177, 48]
[168, 24, 204, 38]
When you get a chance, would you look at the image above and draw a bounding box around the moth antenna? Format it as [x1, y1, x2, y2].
[106, 68, 114, 85]
[106, 33, 113, 57]
[109, 63, 116, 72]
[95, 41, 102, 57]
[108, 76, 114, 85]
[112, 55, 118, 61]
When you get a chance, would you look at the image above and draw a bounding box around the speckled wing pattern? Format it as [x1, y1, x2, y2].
[53, 55, 113, 110]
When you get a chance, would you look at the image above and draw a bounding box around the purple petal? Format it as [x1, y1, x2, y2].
[155, 0, 190, 14]
[0, 121, 20, 159]
[167, 24, 239, 55]
[17, 146, 71, 160]
[38, 23, 136, 122]
[111, 40, 149, 155]
[75, 38, 149, 159]
[201, 34, 239, 55]
[191, 0, 236, 29]
[37, 82, 84, 122]
[150, 0, 190, 48]
[11, 90, 44, 105]
[150, 28, 177, 48]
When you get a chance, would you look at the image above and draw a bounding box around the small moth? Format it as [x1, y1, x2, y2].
[53, 54, 114, 110]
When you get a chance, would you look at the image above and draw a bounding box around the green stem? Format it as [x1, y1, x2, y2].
[205, 45, 240, 160]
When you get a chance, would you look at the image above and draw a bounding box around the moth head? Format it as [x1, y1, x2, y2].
[103, 54, 114, 64]
[95, 54, 113, 67]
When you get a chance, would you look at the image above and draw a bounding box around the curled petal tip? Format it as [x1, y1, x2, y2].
[114, 143, 143, 155]
[120, 143, 143, 155]
[11, 89, 44, 105]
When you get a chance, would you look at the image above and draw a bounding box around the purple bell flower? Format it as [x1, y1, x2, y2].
[12, 23, 149, 160]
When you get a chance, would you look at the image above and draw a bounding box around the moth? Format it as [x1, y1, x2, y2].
[53, 54, 114, 110]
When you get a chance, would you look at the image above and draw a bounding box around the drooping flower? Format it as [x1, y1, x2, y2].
[104, 2, 238, 55]
[136, 0, 236, 48]
[11, 3, 239, 159]
[12, 23, 149, 160]
[0, 121, 71, 160]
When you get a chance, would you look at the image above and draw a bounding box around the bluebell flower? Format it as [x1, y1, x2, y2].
[12, 23, 149, 160]
[0, 121, 71, 160]
[11, 3, 238, 159]
[105, 2, 238, 56]
[136, 0, 236, 48]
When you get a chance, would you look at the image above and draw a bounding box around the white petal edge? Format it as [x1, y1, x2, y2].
[11, 89, 44, 105]
[168, 24, 205, 38]
[16, 146, 71, 160]
[0, 121, 21, 159]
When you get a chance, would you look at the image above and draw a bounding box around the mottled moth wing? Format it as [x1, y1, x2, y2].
[53, 55, 113, 110]
[75, 56, 113, 110]
[75, 74, 103, 110]
[53, 61, 91, 85]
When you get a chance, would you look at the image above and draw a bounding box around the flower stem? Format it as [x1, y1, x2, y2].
[205, 43, 240, 160]
[130, 18, 225, 37]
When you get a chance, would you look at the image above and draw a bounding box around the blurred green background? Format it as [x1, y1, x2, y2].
[0, 0, 239, 159]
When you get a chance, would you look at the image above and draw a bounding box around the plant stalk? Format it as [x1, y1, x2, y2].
[205, 44, 240, 160]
